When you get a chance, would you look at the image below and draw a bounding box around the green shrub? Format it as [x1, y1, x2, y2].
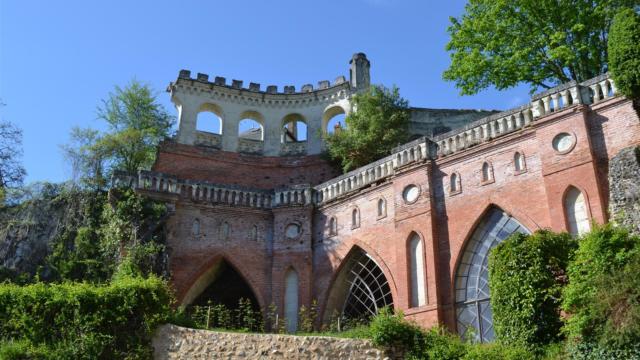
[369, 308, 425, 357]
[563, 224, 640, 355]
[489, 230, 576, 349]
[421, 326, 468, 360]
[462, 342, 535, 360]
[609, 8, 640, 100]
[0, 276, 172, 359]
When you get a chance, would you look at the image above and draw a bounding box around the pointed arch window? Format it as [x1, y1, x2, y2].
[409, 233, 426, 307]
[564, 186, 590, 237]
[514, 152, 526, 173]
[352, 208, 360, 229]
[192, 218, 200, 237]
[221, 221, 230, 240]
[450, 173, 461, 195]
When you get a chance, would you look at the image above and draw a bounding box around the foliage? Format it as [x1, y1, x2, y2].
[489, 230, 577, 349]
[184, 298, 263, 333]
[62, 80, 174, 190]
[609, 8, 640, 100]
[0, 275, 172, 359]
[0, 119, 26, 203]
[462, 342, 535, 360]
[443, 0, 638, 95]
[369, 308, 425, 358]
[420, 326, 468, 360]
[562, 224, 640, 354]
[324, 85, 410, 172]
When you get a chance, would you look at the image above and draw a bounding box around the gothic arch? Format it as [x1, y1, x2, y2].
[180, 253, 265, 309]
[407, 232, 427, 308]
[284, 267, 300, 332]
[453, 206, 531, 343]
[321, 243, 397, 324]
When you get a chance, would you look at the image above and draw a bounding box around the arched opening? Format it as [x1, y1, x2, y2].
[281, 114, 307, 143]
[454, 207, 530, 343]
[324, 247, 394, 327]
[352, 208, 360, 229]
[450, 173, 461, 194]
[238, 119, 263, 140]
[377, 198, 386, 218]
[564, 186, 590, 237]
[221, 221, 230, 240]
[605, 81, 614, 97]
[409, 233, 426, 307]
[192, 218, 200, 237]
[284, 269, 299, 333]
[329, 217, 338, 236]
[188, 259, 260, 309]
[481, 162, 493, 182]
[514, 152, 526, 172]
[323, 106, 347, 134]
[197, 103, 223, 134]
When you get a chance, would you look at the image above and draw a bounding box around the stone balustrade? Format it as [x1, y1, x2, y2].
[194, 131, 222, 148]
[273, 185, 313, 207]
[434, 74, 618, 158]
[280, 142, 307, 156]
[237, 138, 264, 155]
[313, 138, 431, 205]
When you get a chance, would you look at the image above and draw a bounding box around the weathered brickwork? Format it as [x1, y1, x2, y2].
[116, 64, 640, 342]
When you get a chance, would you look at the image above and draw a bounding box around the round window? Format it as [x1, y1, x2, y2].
[552, 132, 576, 154]
[285, 224, 301, 239]
[403, 185, 420, 204]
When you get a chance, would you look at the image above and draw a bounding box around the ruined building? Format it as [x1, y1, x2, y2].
[114, 53, 640, 342]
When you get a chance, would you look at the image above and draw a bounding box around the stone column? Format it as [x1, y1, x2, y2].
[176, 102, 198, 145]
[222, 111, 240, 152]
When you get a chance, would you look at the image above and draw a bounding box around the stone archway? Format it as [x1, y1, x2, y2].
[454, 206, 530, 343]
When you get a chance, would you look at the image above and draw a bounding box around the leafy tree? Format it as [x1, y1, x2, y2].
[0, 119, 27, 203]
[62, 80, 174, 188]
[324, 85, 410, 172]
[443, 0, 638, 95]
[609, 8, 640, 102]
[488, 230, 577, 349]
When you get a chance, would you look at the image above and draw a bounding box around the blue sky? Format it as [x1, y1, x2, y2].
[0, 0, 530, 183]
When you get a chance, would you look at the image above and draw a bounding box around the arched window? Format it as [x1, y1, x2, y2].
[455, 207, 530, 342]
[281, 114, 307, 143]
[251, 225, 258, 241]
[323, 106, 347, 134]
[221, 221, 230, 240]
[481, 162, 493, 183]
[564, 186, 590, 237]
[329, 217, 338, 236]
[284, 269, 299, 333]
[450, 173, 461, 194]
[377, 198, 386, 218]
[514, 152, 526, 173]
[409, 233, 426, 307]
[238, 119, 263, 140]
[352, 208, 360, 229]
[196, 103, 223, 134]
[192, 218, 200, 236]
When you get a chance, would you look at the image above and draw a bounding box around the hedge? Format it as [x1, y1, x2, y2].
[488, 230, 576, 349]
[0, 276, 172, 359]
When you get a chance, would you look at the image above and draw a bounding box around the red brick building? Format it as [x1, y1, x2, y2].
[115, 55, 640, 342]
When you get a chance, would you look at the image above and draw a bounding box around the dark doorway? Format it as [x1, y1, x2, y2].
[191, 260, 259, 310]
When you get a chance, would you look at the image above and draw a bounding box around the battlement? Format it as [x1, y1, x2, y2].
[176, 70, 349, 95]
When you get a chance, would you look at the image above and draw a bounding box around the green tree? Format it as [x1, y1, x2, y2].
[62, 80, 174, 188]
[0, 119, 26, 203]
[324, 85, 410, 172]
[609, 8, 640, 102]
[443, 0, 637, 95]
[488, 230, 577, 349]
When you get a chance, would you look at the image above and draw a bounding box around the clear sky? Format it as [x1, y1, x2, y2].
[0, 0, 530, 184]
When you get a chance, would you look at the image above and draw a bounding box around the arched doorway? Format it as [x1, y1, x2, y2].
[189, 259, 260, 310]
[564, 186, 590, 237]
[454, 207, 530, 343]
[324, 247, 394, 326]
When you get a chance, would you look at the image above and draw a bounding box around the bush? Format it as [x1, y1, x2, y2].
[489, 230, 577, 349]
[563, 224, 640, 354]
[421, 326, 468, 360]
[0, 275, 172, 359]
[369, 308, 424, 357]
[609, 8, 640, 100]
[462, 342, 535, 360]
